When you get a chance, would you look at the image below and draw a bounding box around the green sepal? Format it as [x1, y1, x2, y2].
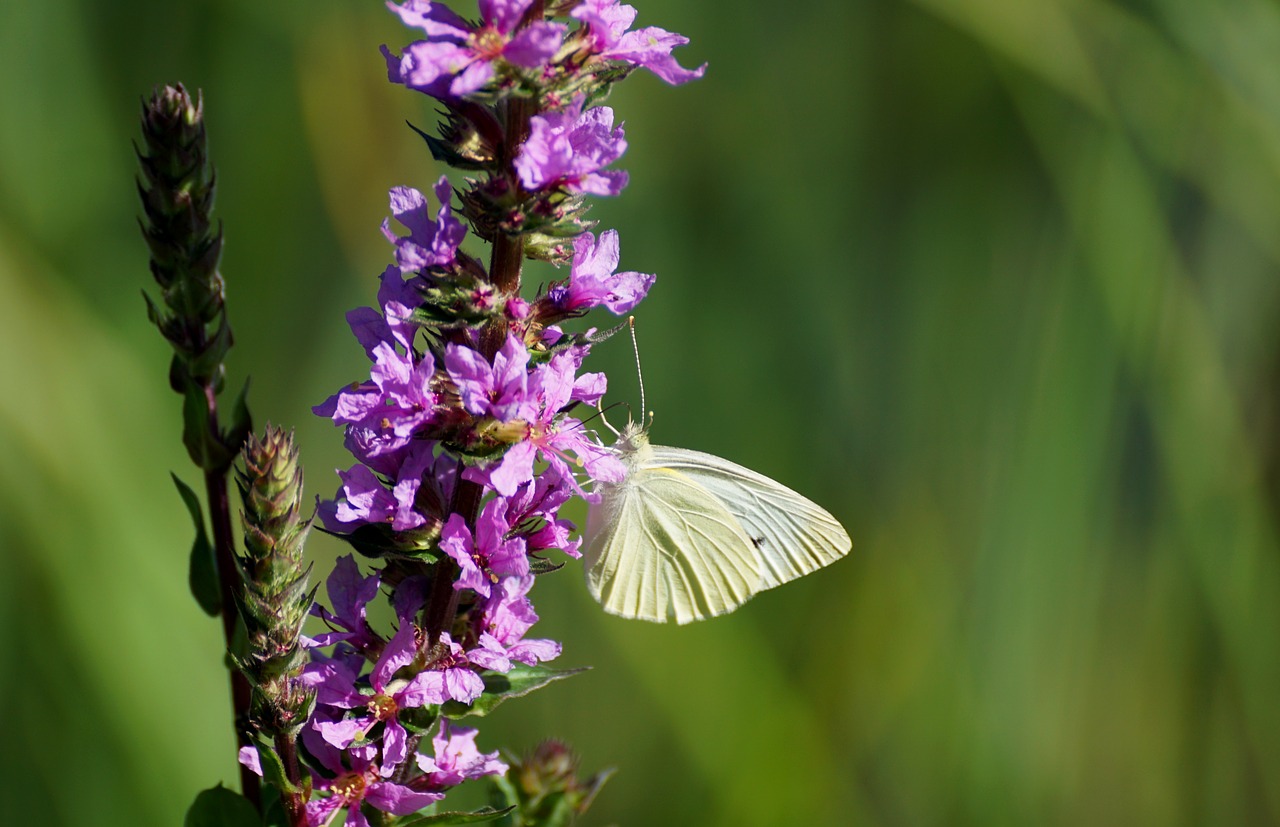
[188, 312, 234, 385]
[321, 523, 442, 562]
[408, 120, 494, 172]
[248, 740, 308, 799]
[174, 472, 222, 616]
[183, 785, 259, 827]
[441, 664, 588, 719]
[395, 806, 515, 826]
[526, 556, 564, 576]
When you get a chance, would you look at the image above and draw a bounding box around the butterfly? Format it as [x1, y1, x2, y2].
[583, 420, 852, 623]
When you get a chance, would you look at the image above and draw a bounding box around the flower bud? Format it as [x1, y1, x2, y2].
[234, 425, 316, 737]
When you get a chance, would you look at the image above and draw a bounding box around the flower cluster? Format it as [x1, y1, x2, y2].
[238, 1, 704, 823]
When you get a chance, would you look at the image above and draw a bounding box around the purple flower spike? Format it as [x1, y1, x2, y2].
[549, 229, 655, 315]
[381, 177, 466, 271]
[572, 0, 707, 85]
[514, 98, 629, 196]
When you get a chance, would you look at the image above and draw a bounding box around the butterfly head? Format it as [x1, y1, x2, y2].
[614, 418, 650, 456]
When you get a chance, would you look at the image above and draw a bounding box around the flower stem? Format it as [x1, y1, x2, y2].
[274, 734, 307, 825]
[204, 426, 261, 810]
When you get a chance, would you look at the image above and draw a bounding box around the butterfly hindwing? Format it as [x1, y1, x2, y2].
[648, 445, 852, 590]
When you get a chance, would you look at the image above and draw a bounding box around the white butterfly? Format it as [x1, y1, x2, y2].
[583, 420, 852, 624]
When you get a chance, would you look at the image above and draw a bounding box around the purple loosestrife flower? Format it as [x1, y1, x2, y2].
[515, 97, 629, 196]
[476, 575, 562, 665]
[308, 555, 383, 653]
[571, 0, 707, 85]
[452, 341, 624, 496]
[418, 631, 511, 704]
[320, 441, 434, 532]
[345, 266, 422, 356]
[302, 732, 444, 827]
[503, 465, 582, 558]
[417, 719, 509, 788]
[310, 620, 442, 768]
[440, 498, 529, 598]
[382, 177, 466, 272]
[387, 0, 567, 99]
[545, 229, 655, 316]
[445, 334, 533, 423]
[319, 344, 438, 442]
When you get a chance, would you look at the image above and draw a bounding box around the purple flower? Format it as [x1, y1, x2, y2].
[439, 498, 529, 598]
[413, 631, 511, 705]
[514, 98, 629, 196]
[381, 177, 466, 271]
[444, 335, 534, 422]
[572, 0, 706, 85]
[342, 265, 424, 357]
[301, 731, 443, 827]
[416, 719, 509, 788]
[388, 0, 567, 99]
[477, 576, 562, 665]
[310, 620, 451, 769]
[547, 229, 655, 315]
[307, 555, 382, 651]
[317, 343, 438, 444]
[503, 465, 581, 557]
[320, 441, 434, 532]
[465, 350, 626, 496]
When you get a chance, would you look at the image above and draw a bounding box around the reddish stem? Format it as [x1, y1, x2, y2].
[202, 383, 261, 810]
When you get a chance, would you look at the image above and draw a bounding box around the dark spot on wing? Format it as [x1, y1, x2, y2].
[751, 536, 767, 549]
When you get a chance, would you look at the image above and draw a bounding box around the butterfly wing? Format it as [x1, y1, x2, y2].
[649, 445, 852, 590]
[584, 464, 761, 624]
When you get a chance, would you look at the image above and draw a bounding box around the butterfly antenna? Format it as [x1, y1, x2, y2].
[629, 316, 647, 425]
[588, 401, 622, 437]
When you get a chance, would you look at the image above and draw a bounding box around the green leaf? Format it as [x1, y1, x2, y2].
[249, 741, 306, 798]
[183, 785, 259, 827]
[182, 380, 231, 471]
[223, 375, 253, 460]
[441, 664, 589, 719]
[396, 806, 515, 826]
[174, 472, 221, 616]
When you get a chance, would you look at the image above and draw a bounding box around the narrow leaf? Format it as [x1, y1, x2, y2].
[223, 375, 253, 461]
[247, 741, 305, 798]
[441, 664, 588, 719]
[396, 805, 515, 826]
[174, 473, 221, 616]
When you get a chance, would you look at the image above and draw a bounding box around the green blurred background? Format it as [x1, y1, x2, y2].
[5, 0, 1280, 824]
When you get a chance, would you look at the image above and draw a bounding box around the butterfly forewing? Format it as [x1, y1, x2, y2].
[585, 463, 761, 623]
[648, 446, 852, 590]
